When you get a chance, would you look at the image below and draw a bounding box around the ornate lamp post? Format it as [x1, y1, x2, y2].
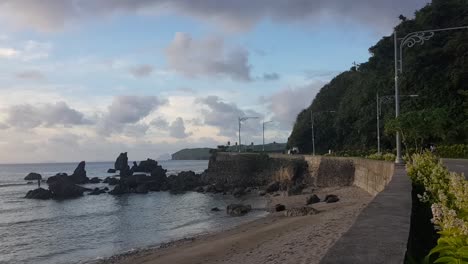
[393, 25, 468, 163]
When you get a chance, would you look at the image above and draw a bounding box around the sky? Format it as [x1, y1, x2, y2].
[0, 0, 429, 163]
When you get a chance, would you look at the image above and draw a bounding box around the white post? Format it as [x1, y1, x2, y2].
[394, 31, 403, 163]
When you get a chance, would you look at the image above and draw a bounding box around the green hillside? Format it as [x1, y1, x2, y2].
[288, 0, 468, 154]
[171, 148, 214, 160]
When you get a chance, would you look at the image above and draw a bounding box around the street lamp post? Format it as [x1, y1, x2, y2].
[262, 120, 273, 152]
[311, 111, 336, 156]
[376, 93, 418, 154]
[393, 25, 468, 163]
[238, 116, 259, 153]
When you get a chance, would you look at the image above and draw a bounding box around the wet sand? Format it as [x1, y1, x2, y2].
[101, 186, 373, 264]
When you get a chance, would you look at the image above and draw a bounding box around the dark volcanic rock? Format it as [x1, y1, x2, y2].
[168, 171, 202, 193]
[226, 204, 252, 216]
[48, 176, 88, 199]
[211, 207, 221, 212]
[306, 194, 321, 205]
[325, 194, 339, 203]
[134, 159, 161, 173]
[275, 204, 286, 212]
[203, 185, 216, 193]
[70, 161, 89, 184]
[25, 188, 52, 199]
[89, 177, 102, 184]
[103, 177, 119, 185]
[232, 187, 245, 197]
[107, 168, 116, 173]
[115, 152, 131, 177]
[46, 173, 68, 184]
[24, 172, 42, 181]
[258, 190, 266, 196]
[109, 184, 130, 195]
[266, 181, 280, 193]
[194, 186, 204, 192]
[88, 188, 105, 195]
[135, 184, 149, 194]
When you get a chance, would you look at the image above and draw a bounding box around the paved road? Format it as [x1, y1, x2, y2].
[442, 159, 468, 178]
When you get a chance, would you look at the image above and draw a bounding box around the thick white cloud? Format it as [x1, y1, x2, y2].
[166, 32, 251, 81]
[97, 95, 167, 135]
[169, 117, 192, 139]
[196, 95, 262, 137]
[5, 101, 90, 129]
[261, 81, 326, 129]
[0, 0, 429, 32]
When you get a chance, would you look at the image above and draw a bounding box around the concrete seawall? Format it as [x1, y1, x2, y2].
[205, 152, 411, 263]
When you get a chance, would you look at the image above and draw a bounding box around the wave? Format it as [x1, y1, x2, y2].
[0, 183, 29, 188]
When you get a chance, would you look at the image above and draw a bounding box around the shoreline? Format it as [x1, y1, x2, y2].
[96, 186, 373, 264]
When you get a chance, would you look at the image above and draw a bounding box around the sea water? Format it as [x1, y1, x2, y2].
[0, 161, 267, 264]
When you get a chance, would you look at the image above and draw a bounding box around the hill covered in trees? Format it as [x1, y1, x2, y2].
[288, 0, 468, 154]
[171, 148, 214, 160]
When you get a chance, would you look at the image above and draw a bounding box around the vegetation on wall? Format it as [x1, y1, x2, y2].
[287, 0, 468, 154]
[406, 152, 468, 263]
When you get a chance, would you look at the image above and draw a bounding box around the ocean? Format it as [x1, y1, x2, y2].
[0, 160, 267, 264]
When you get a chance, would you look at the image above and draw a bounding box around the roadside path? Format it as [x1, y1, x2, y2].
[442, 158, 468, 178]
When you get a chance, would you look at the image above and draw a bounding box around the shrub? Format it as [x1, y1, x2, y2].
[436, 145, 468, 159]
[407, 152, 468, 263]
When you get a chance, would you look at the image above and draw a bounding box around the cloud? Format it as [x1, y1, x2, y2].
[262, 72, 280, 81]
[196, 95, 262, 137]
[165, 32, 251, 81]
[0, 40, 51, 61]
[260, 81, 326, 129]
[150, 116, 169, 129]
[97, 95, 167, 135]
[16, 70, 46, 80]
[0, 47, 19, 58]
[0, 0, 429, 32]
[5, 101, 90, 129]
[169, 117, 192, 139]
[128, 64, 154, 77]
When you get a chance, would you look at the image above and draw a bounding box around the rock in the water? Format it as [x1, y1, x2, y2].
[70, 161, 89, 184]
[211, 207, 221, 212]
[134, 159, 161, 173]
[135, 184, 149, 194]
[306, 194, 321, 205]
[284, 207, 319, 217]
[194, 186, 204, 192]
[103, 177, 119, 185]
[232, 187, 245, 197]
[46, 173, 68, 184]
[325, 194, 339, 203]
[48, 175, 88, 199]
[115, 152, 131, 177]
[226, 204, 252, 216]
[89, 177, 101, 184]
[88, 188, 104, 195]
[25, 188, 52, 199]
[107, 168, 116, 173]
[109, 184, 130, 195]
[167, 171, 202, 193]
[203, 185, 216, 193]
[275, 204, 286, 212]
[258, 190, 267, 196]
[24, 172, 42, 181]
[266, 181, 280, 193]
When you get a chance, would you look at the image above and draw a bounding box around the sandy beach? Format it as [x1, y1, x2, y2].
[100, 186, 373, 264]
